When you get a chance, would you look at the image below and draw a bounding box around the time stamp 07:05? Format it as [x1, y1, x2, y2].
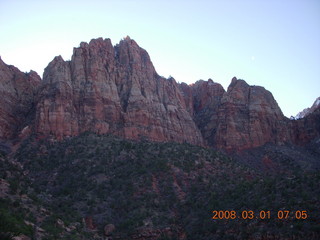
[212, 210, 308, 220]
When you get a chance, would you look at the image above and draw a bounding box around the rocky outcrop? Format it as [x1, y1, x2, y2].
[0, 37, 319, 151]
[180, 77, 310, 151]
[214, 77, 290, 151]
[290, 107, 320, 145]
[35, 37, 204, 145]
[0, 57, 40, 139]
[179, 79, 225, 146]
[295, 97, 320, 119]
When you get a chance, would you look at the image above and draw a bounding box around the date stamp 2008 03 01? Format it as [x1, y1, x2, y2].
[211, 210, 308, 220]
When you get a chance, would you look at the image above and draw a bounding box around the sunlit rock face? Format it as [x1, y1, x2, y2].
[0, 37, 319, 151]
[35, 37, 204, 145]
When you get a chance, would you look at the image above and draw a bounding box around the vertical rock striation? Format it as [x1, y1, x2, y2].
[213, 77, 289, 150]
[180, 79, 225, 146]
[0, 37, 319, 151]
[35, 37, 204, 145]
[180, 77, 319, 151]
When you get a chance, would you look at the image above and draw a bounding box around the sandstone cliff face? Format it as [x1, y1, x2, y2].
[0, 57, 40, 139]
[180, 77, 301, 151]
[36, 37, 204, 145]
[295, 97, 320, 119]
[214, 77, 290, 150]
[290, 108, 320, 145]
[0, 37, 319, 151]
[180, 79, 225, 146]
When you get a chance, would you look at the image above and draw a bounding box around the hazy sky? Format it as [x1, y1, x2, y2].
[1, 0, 319, 117]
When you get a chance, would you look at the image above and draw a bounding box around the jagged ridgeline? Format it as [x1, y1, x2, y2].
[0, 37, 319, 151]
[0, 133, 318, 239]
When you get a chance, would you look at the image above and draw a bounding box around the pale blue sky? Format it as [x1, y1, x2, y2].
[0, 0, 319, 117]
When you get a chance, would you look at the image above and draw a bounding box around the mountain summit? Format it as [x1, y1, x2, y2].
[35, 37, 203, 145]
[295, 97, 320, 119]
[0, 37, 319, 151]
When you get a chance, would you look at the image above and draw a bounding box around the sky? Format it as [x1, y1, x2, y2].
[0, 0, 319, 117]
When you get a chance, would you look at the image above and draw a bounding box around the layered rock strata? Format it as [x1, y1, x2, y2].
[35, 37, 204, 145]
[180, 77, 320, 151]
[0, 37, 319, 151]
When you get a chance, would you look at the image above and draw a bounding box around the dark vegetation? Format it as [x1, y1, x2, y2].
[1, 132, 319, 239]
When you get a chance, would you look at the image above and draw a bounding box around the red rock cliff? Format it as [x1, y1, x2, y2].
[0, 57, 41, 139]
[35, 37, 204, 145]
[214, 77, 290, 150]
[179, 79, 225, 146]
[0, 37, 319, 151]
[180, 77, 319, 151]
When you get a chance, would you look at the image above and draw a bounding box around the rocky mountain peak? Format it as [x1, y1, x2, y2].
[295, 96, 320, 119]
[54, 55, 64, 62]
[226, 77, 249, 93]
[230, 76, 238, 84]
[0, 37, 319, 151]
[34, 37, 204, 145]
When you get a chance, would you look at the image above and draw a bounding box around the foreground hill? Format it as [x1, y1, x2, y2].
[1, 133, 319, 239]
